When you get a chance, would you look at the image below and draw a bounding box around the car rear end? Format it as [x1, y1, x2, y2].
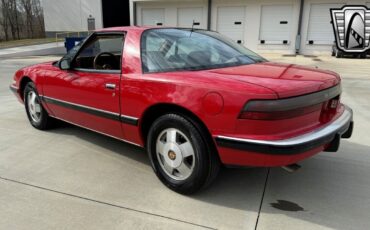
[215, 83, 353, 167]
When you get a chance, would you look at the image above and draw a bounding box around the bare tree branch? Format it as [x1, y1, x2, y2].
[0, 0, 44, 41]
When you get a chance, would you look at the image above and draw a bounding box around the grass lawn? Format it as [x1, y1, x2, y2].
[0, 38, 63, 49]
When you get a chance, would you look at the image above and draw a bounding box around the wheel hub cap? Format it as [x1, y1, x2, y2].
[156, 128, 195, 181]
[162, 143, 182, 168]
[168, 150, 176, 160]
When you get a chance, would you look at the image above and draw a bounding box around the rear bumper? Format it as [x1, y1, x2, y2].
[215, 105, 353, 166]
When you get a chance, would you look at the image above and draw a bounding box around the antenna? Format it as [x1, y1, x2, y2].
[189, 20, 195, 37]
[191, 20, 195, 32]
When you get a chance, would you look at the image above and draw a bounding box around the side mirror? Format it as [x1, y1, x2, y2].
[59, 58, 71, 70]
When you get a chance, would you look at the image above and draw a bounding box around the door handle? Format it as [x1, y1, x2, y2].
[105, 83, 116, 90]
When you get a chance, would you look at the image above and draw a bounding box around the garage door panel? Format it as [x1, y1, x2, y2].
[217, 6, 245, 44]
[178, 7, 204, 29]
[260, 5, 293, 43]
[307, 3, 344, 44]
[141, 8, 165, 26]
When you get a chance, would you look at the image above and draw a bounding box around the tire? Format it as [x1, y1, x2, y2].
[336, 50, 343, 58]
[147, 113, 220, 194]
[24, 82, 55, 130]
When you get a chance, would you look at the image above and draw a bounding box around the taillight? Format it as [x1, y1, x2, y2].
[320, 96, 340, 122]
[239, 85, 341, 120]
[239, 103, 322, 120]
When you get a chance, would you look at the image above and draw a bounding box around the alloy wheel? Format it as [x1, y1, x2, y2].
[156, 128, 195, 181]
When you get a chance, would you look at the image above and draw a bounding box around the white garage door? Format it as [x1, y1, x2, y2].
[177, 7, 204, 29]
[307, 3, 343, 44]
[217, 6, 246, 44]
[141, 8, 165, 26]
[259, 5, 293, 44]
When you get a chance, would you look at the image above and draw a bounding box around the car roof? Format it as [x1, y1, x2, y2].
[96, 26, 210, 33]
[96, 26, 157, 32]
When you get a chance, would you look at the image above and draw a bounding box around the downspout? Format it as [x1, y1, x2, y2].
[295, 0, 304, 54]
[133, 2, 137, 26]
[207, 0, 212, 30]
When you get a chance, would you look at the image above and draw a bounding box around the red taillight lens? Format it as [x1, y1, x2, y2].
[319, 96, 340, 122]
[239, 103, 323, 120]
[239, 85, 341, 120]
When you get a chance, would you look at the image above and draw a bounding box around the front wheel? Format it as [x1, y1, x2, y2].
[24, 82, 55, 130]
[147, 114, 220, 194]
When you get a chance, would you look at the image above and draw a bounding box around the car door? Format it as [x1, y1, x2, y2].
[42, 32, 125, 139]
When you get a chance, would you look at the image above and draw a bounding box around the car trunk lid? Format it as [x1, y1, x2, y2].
[208, 62, 340, 98]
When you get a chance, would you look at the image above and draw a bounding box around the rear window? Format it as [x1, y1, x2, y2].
[141, 28, 266, 73]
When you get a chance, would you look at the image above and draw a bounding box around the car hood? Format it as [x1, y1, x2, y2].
[18, 61, 56, 72]
[207, 62, 340, 98]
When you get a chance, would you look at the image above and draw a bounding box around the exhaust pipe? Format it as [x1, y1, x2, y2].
[281, 163, 301, 173]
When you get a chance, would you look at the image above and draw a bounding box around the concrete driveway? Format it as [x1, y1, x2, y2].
[0, 54, 369, 229]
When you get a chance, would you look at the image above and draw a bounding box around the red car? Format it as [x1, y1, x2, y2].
[10, 27, 353, 194]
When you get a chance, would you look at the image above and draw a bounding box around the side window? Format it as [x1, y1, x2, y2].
[141, 31, 173, 72]
[74, 34, 124, 71]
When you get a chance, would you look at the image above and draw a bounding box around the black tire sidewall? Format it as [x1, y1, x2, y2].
[147, 114, 210, 194]
[24, 82, 47, 129]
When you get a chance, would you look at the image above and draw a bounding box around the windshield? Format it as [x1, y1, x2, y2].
[141, 28, 266, 73]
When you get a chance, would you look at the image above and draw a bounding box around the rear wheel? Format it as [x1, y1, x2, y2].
[147, 113, 220, 194]
[24, 82, 55, 130]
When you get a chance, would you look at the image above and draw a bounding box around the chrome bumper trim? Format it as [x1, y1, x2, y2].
[216, 106, 353, 147]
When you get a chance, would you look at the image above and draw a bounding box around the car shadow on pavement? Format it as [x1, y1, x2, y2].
[49, 121, 269, 205]
[49, 122, 370, 230]
[50, 120, 151, 165]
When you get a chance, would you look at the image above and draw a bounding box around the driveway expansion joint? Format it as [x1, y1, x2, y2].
[254, 168, 270, 230]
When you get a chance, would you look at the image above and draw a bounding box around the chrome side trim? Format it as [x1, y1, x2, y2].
[217, 106, 353, 147]
[49, 115, 143, 148]
[120, 114, 139, 121]
[42, 96, 119, 116]
[120, 114, 139, 126]
[41, 95, 139, 125]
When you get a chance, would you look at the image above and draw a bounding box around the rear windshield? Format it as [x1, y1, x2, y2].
[141, 28, 266, 73]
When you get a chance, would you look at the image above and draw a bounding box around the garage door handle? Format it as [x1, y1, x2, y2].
[234, 21, 242, 25]
[105, 83, 116, 90]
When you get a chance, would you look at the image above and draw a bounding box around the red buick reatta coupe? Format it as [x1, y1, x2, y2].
[10, 27, 353, 194]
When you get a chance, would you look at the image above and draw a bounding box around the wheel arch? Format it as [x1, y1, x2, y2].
[19, 76, 33, 101]
[140, 103, 219, 157]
